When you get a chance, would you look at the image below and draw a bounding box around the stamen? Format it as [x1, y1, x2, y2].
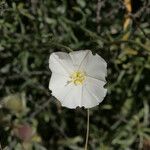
[70, 71, 86, 85]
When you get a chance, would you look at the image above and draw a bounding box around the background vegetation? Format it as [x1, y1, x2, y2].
[0, 0, 150, 149]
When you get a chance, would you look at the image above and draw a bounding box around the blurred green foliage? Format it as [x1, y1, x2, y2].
[0, 0, 150, 149]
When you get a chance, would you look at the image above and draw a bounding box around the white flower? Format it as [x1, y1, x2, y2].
[49, 50, 107, 109]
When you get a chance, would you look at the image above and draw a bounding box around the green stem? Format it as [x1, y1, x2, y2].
[108, 40, 150, 52]
[51, 43, 73, 52]
[84, 109, 90, 150]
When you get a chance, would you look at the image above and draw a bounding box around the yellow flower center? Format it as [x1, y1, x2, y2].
[70, 71, 86, 85]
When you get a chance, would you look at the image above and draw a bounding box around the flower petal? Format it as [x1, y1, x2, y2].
[61, 83, 100, 108]
[49, 52, 75, 75]
[85, 52, 107, 81]
[69, 50, 90, 70]
[61, 85, 82, 108]
[49, 73, 72, 100]
[81, 85, 99, 108]
[84, 76, 107, 105]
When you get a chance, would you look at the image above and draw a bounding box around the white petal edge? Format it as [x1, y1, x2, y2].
[83, 76, 107, 107]
[49, 52, 75, 76]
[49, 72, 72, 101]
